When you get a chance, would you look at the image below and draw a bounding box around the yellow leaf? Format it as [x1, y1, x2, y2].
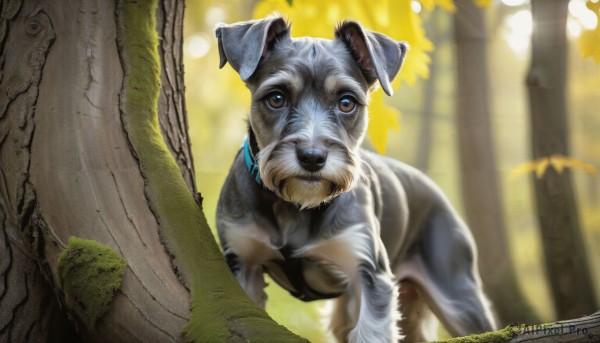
[435, 0, 456, 11]
[549, 155, 599, 174]
[578, 26, 600, 64]
[577, 1, 600, 64]
[515, 158, 550, 178]
[508, 157, 550, 179]
[367, 91, 401, 154]
[420, 0, 455, 11]
[390, 0, 435, 85]
[474, 0, 492, 8]
[587, 0, 600, 13]
[509, 160, 542, 181]
[510, 155, 598, 181]
[420, 0, 436, 11]
[548, 155, 567, 174]
[534, 158, 550, 178]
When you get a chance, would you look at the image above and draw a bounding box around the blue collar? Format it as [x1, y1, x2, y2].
[243, 138, 262, 185]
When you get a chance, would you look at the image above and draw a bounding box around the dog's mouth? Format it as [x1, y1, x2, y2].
[273, 174, 348, 209]
[296, 175, 322, 182]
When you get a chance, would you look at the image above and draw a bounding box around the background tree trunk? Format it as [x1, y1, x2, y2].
[415, 9, 439, 172]
[527, 0, 598, 320]
[453, 0, 539, 325]
[0, 0, 305, 342]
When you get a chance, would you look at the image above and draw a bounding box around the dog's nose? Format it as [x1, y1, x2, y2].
[296, 148, 327, 172]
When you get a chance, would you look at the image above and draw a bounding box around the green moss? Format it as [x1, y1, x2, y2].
[57, 237, 126, 326]
[115, 0, 306, 341]
[434, 326, 515, 343]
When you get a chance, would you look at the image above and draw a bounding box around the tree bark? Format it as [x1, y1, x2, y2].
[453, 0, 539, 325]
[0, 0, 305, 342]
[0, 1, 78, 341]
[527, 0, 598, 320]
[155, 0, 197, 196]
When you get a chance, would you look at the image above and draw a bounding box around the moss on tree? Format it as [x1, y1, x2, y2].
[434, 326, 515, 343]
[57, 237, 126, 326]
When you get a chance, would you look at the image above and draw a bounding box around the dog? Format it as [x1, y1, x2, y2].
[215, 16, 497, 342]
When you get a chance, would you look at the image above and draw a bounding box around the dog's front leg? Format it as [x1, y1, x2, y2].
[237, 264, 268, 309]
[219, 214, 282, 309]
[225, 251, 268, 309]
[331, 256, 400, 343]
[347, 262, 400, 343]
[324, 225, 401, 343]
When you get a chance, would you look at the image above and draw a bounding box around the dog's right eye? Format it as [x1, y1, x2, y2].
[338, 95, 357, 113]
[265, 92, 287, 109]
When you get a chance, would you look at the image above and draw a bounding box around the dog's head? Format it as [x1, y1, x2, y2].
[217, 16, 407, 209]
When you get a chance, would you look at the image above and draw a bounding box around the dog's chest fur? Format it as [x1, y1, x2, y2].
[218, 152, 386, 301]
[250, 203, 348, 301]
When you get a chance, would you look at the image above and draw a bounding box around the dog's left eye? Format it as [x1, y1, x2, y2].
[338, 96, 356, 113]
[266, 92, 287, 109]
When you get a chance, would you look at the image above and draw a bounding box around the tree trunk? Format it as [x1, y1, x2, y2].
[415, 9, 439, 172]
[527, 0, 598, 319]
[0, 0, 305, 342]
[453, 0, 539, 325]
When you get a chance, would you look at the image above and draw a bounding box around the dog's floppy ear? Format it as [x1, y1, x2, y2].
[216, 17, 290, 81]
[335, 21, 408, 96]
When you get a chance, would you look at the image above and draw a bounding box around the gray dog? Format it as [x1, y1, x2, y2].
[215, 16, 496, 342]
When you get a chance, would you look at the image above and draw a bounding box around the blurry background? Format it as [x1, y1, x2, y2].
[183, 0, 600, 341]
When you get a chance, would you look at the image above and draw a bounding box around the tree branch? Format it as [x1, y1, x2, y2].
[437, 311, 600, 343]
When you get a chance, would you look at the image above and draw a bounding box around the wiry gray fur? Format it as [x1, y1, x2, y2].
[216, 16, 496, 342]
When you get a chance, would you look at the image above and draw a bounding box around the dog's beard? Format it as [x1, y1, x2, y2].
[280, 178, 337, 209]
[257, 141, 359, 209]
